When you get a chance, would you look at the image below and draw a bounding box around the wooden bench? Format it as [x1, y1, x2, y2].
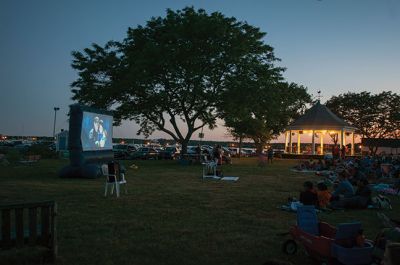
[0, 201, 57, 262]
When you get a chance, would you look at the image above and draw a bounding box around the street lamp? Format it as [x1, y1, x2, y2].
[53, 107, 60, 138]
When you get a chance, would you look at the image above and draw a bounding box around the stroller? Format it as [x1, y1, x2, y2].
[282, 206, 374, 265]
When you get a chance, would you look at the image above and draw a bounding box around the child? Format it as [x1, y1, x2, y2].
[317, 182, 331, 208]
[356, 229, 365, 247]
[299, 181, 318, 206]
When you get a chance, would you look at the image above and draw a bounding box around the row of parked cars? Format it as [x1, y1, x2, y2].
[112, 144, 240, 161]
[112, 144, 180, 160]
[0, 140, 56, 151]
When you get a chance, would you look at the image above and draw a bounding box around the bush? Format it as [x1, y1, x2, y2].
[24, 144, 57, 159]
[5, 149, 22, 163]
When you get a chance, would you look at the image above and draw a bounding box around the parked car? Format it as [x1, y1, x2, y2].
[186, 146, 197, 154]
[201, 145, 213, 153]
[131, 147, 159, 160]
[14, 142, 33, 150]
[273, 149, 285, 157]
[0, 140, 15, 147]
[220, 153, 232, 164]
[221, 147, 233, 156]
[242, 149, 257, 156]
[113, 144, 137, 159]
[158, 146, 180, 160]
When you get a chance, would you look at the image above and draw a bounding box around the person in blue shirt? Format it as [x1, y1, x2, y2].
[330, 167, 355, 209]
[333, 168, 355, 197]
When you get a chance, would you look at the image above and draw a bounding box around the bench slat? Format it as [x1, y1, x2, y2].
[0, 200, 54, 210]
[15, 208, 24, 248]
[41, 206, 50, 246]
[50, 203, 58, 260]
[1, 209, 11, 249]
[28, 207, 37, 246]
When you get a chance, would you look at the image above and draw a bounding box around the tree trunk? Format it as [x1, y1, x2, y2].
[180, 140, 188, 155]
[330, 134, 338, 145]
[253, 139, 264, 155]
[255, 143, 264, 155]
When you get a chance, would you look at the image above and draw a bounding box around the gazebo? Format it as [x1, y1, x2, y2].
[284, 102, 357, 155]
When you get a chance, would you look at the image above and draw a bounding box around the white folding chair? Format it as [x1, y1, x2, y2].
[202, 160, 219, 179]
[102, 163, 127, 197]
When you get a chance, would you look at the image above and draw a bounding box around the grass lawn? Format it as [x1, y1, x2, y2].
[1, 158, 399, 265]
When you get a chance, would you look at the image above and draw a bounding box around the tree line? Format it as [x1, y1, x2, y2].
[70, 7, 399, 154]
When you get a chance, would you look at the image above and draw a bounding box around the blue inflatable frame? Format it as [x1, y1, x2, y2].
[59, 104, 115, 178]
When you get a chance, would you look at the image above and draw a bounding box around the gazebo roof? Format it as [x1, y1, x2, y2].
[286, 102, 356, 131]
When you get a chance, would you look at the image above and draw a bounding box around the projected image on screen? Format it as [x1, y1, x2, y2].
[81, 112, 113, 151]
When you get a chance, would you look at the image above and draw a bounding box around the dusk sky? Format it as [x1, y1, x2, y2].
[1, 0, 399, 142]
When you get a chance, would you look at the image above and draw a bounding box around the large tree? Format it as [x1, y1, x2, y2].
[220, 62, 311, 154]
[71, 7, 284, 153]
[326, 91, 400, 153]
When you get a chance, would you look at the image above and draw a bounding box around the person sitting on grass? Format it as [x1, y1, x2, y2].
[347, 162, 367, 185]
[331, 167, 355, 201]
[300, 181, 318, 206]
[354, 178, 372, 205]
[316, 182, 331, 209]
[329, 167, 356, 209]
[315, 159, 327, 171]
[334, 178, 372, 209]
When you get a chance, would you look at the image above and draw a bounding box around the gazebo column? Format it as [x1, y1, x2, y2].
[343, 131, 346, 147]
[284, 131, 289, 153]
[297, 132, 301, 154]
[289, 130, 293, 153]
[351, 132, 355, 156]
[312, 130, 315, 155]
[339, 129, 344, 148]
[320, 133, 324, 155]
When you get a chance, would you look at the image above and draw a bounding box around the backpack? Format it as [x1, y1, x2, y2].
[372, 195, 392, 209]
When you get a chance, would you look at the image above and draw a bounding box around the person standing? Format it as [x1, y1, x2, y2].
[267, 147, 274, 164]
[195, 144, 201, 161]
[341, 145, 346, 160]
[332, 144, 340, 160]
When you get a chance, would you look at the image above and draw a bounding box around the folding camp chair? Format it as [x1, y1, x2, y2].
[102, 162, 127, 197]
[202, 158, 219, 179]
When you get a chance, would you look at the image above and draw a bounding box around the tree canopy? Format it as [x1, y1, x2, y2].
[71, 7, 285, 153]
[221, 76, 311, 153]
[326, 91, 400, 153]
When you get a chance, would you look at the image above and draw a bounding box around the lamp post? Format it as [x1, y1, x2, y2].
[53, 107, 60, 138]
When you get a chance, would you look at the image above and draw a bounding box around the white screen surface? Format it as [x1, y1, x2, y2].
[81, 112, 113, 151]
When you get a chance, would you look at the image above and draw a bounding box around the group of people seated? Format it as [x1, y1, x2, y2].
[293, 158, 330, 171]
[299, 172, 372, 210]
[295, 154, 400, 179]
[296, 154, 400, 210]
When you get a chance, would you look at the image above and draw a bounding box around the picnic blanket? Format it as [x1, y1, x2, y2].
[373, 183, 400, 196]
[220, 176, 239, 182]
[203, 176, 239, 182]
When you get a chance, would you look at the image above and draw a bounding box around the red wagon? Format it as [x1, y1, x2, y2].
[282, 206, 374, 265]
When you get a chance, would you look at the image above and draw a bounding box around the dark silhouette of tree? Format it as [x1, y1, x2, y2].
[220, 71, 311, 154]
[71, 7, 284, 153]
[326, 91, 400, 154]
